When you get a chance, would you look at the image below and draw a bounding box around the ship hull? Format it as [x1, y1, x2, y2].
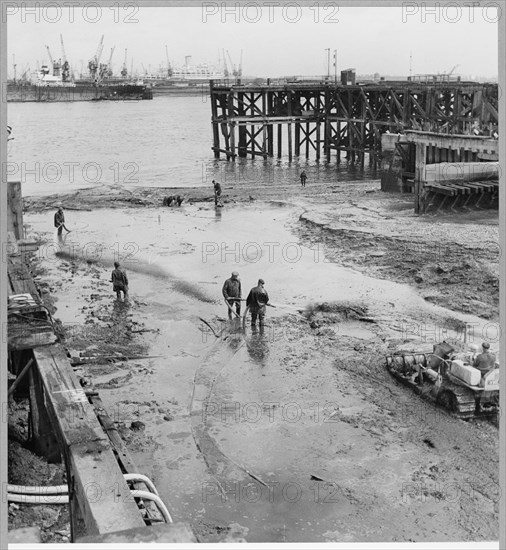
[6, 82, 153, 102]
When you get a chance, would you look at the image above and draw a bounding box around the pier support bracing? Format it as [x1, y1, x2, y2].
[210, 81, 498, 165]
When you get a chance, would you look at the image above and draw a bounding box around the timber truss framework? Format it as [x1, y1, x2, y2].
[210, 82, 498, 167]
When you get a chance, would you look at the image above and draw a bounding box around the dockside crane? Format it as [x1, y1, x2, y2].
[98, 44, 112, 80]
[238, 49, 243, 78]
[60, 34, 71, 82]
[222, 49, 229, 78]
[226, 50, 236, 78]
[88, 34, 104, 81]
[45, 44, 60, 76]
[12, 54, 16, 82]
[121, 48, 128, 78]
[105, 46, 115, 78]
[165, 45, 173, 77]
[19, 64, 30, 82]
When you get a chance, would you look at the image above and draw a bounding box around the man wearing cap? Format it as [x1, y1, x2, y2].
[246, 279, 269, 328]
[473, 342, 496, 377]
[222, 271, 241, 319]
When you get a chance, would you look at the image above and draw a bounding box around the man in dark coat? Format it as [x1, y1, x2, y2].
[473, 342, 497, 377]
[54, 207, 66, 235]
[213, 180, 222, 206]
[246, 279, 269, 327]
[111, 261, 129, 301]
[222, 271, 241, 319]
[300, 170, 307, 187]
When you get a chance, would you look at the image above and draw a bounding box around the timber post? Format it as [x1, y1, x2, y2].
[414, 141, 427, 214]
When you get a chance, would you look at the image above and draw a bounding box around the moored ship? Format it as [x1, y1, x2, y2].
[6, 67, 152, 102]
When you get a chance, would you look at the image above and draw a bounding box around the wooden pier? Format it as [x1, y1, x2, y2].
[382, 131, 499, 213]
[210, 80, 498, 168]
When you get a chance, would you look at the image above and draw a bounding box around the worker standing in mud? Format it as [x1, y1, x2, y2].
[222, 271, 241, 319]
[246, 279, 269, 328]
[213, 180, 222, 206]
[54, 206, 68, 236]
[300, 170, 307, 187]
[111, 261, 129, 301]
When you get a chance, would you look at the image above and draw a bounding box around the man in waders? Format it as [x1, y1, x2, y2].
[213, 180, 222, 206]
[300, 170, 307, 187]
[111, 261, 129, 301]
[246, 279, 269, 328]
[54, 206, 68, 236]
[222, 271, 241, 319]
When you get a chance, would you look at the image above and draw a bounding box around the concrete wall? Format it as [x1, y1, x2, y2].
[424, 162, 499, 184]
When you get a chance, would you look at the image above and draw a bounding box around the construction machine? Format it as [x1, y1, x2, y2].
[386, 342, 499, 419]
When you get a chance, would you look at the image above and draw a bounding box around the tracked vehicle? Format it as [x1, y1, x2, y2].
[386, 342, 499, 419]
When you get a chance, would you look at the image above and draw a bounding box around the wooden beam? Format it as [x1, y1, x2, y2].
[8, 181, 24, 240]
[33, 345, 145, 538]
[414, 142, 426, 213]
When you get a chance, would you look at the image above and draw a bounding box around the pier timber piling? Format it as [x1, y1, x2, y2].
[210, 80, 498, 168]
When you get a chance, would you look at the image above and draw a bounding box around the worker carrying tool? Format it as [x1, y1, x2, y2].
[222, 271, 241, 319]
[246, 279, 269, 328]
[54, 206, 70, 235]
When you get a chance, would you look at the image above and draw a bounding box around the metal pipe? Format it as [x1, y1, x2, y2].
[8, 493, 69, 504]
[8, 483, 67, 495]
[130, 490, 173, 523]
[123, 473, 159, 496]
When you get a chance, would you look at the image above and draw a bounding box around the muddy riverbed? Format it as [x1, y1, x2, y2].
[12, 181, 499, 542]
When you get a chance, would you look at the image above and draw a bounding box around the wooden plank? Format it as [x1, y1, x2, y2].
[33, 344, 145, 536]
[8, 320, 57, 350]
[425, 184, 456, 196]
[211, 146, 236, 158]
[463, 182, 485, 193]
[8, 181, 23, 239]
[28, 364, 61, 462]
[87, 393, 164, 524]
[8, 256, 42, 301]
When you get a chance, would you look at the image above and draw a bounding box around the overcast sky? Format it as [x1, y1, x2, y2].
[7, 5, 499, 78]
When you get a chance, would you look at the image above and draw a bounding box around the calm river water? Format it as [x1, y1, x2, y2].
[8, 94, 375, 197]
